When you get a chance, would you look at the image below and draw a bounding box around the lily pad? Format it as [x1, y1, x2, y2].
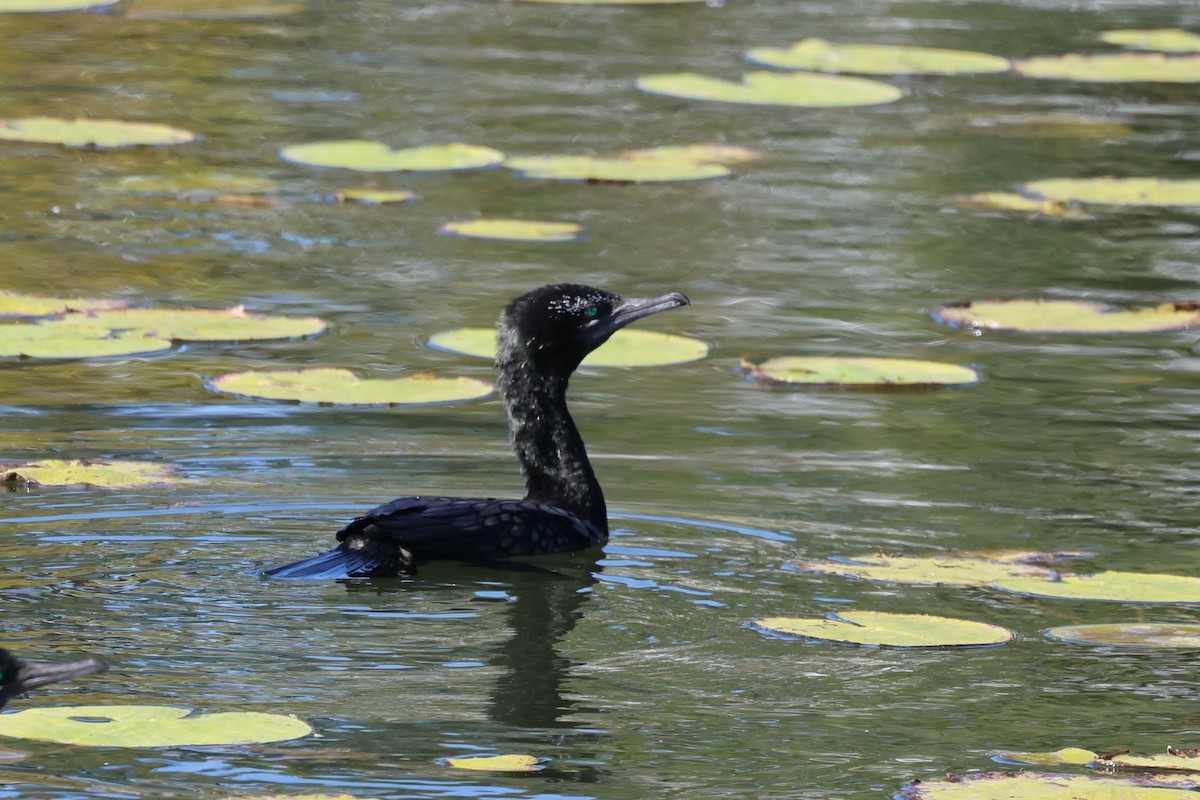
[48, 307, 329, 343]
[0, 705, 311, 747]
[744, 356, 979, 390]
[790, 553, 1059, 587]
[439, 219, 583, 243]
[902, 772, 1197, 800]
[334, 188, 416, 205]
[1021, 177, 1200, 207]
[994, 571, 1200, 604]
[999, 748, 1100, 767]
[505, 154, 729, 183]
[1014, 53, 1200, 82]
[636, 70, 903, 107]
[115, 173, 278, 197]
[279, 141, 503, 172]
[952, 192, 1089, 218]
[745, 38, 1009, 76]
[428, 327, 709, 367]
[0, 0, 117, 11]
[1045, 623, 1200, 648]
[932, 299, 1200, 334]
[209, 368, 494, 406]
[441, 754, 545, 772]
[0, 323, 172, 359]
[1100, 29, 1200, 53]
[0, 117, 197, 148]
[0, 291, 128, 319]
[753, 611, 1013, 648]
[616, 144, 765, 165]
[2, 459, 185, 489]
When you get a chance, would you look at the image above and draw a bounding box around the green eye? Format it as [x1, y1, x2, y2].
[585, 306, 600, 318]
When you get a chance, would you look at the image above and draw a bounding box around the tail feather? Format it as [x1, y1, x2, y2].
[264, 541, 399, 579]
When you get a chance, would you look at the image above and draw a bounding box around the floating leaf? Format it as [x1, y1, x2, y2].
[280, 141, 503, 172]
[428, 327, 709, 367]
[0, 291, 128, 319]
[1014, 53, 1200, 82]
[505, 154, 729, 183]
[0, 323, 171, 359]
[1021, 177, 1200, 207]
[49, 307, 329, 343]
[745, 38, 1009, 76]
[901, 772, 1196, 800]
[994, 571, 1200, 604]
[1045, 623, 1200, 648]
[999, 748, 1100, 766]
[210, 368, 494, 406]
[0, 0, 117, 11]
[2, 459, 185, 489]
[123, 0, 304, 17]
[790, 553, 1059, 587]
[744, 356, 979, 390]
[439, 219, 583, 243]
[616, 144, 765, 165]
[1100, 29, 1200, 53]
[0, 705, 311, 747]
[0, 117, 197, 148]
[753, 611, 1013, 648]
[952, 192, 1089, 218]
[334, 188, 416, 205]
[933, 299, 1200, 334]
[441, 754, 545, 772]
[1102, 748, 1200, 772]
[637, 70, 903, 107]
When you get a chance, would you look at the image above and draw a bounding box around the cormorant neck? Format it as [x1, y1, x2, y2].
[497, 360, 607, 533]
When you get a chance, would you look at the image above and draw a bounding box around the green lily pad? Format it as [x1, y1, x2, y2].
[1014, 53, 1200, 82]
[0, 705, 311, 747]
[279, 141, 503, 172]
[0, 323, 172, 359]
[994, 571, 1200, 604]
[505, 154, 729, 183]
[615, 144, 765, 165]
[48, 307, 329, 343]
[2, 459, 185, 489]
[999, 748, 1100, 767]
[123, 0, 305, 17]
[1021, 177, 1200, 207]
[0, 117, 197, 148]
[334, 188, 416, 205]
[952, 192, 1089, 218]
[636, 70, 903, 107]
[902, 772, 1197, 800]
[753, 611, 1013, 648]
[745, 38, 1009, 76]
[209, 368, 494, 406]
[744, 356, 979, 390]
[441, 754, 545, 772]
[428, 327, 709, 367]
[933, 299, 1200, 334]
[790, 553, 1059, 587]
[439, 219, 583, 243]
[0, 0, 116, 11]
[0, 291, 128, 319]
[1100, 29, 1200, 53]
[515, 0, 700, 4]
[1045, 623, 1200, 648]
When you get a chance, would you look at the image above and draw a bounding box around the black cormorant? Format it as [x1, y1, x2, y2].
[0, 648, 107, 709]
[266, 283, 690, 578]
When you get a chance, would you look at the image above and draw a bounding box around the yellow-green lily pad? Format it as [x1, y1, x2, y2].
[48, 307, 329, 343]
[0, 323, 172, 359]
[994, 571, 1200, 604]
[334, 188, 416, 205]
[439, 219, 583, 243]
[2, 459, 185, 489]
[1101, 29, 1200, 53]
[636, 70, 903, 107]
[615, 144, 765, 165]
[0, 291, 128, 319]
[505, 154, 729, 183]
[999, 748, 1100, 767]
[0, 117, 197, 148]
[0, 705, 311, 747]
[933, 299, 1200, 334]
[441, 754, 545, 772]
[0, 0, 116, 11]
[952, 192, 1089, 218]
[279, 141, 503, 172]
[745, 38, 1009, 76]
[428, 327, 709, 367]
[123, 0, 305, 17]
[1021, 177, 1200, 207]
[1045, 623, 1200, 648]
[744, 356, 979, 390]
[114, 173, 278, 197]
[753, 611, 1013, 648]
[901, 772, 1197, 800]
[1101, 748, 1200, 772]
[209, 368, 494, 406]
[790, 553, 1059, 587]
[1014, 53, 1200, 82]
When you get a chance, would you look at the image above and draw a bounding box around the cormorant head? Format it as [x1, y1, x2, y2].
[497, 284, 690, 375]
[0, 648, 108, 709]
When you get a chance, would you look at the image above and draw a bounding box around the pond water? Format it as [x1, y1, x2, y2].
[4, 0, 1200, 798]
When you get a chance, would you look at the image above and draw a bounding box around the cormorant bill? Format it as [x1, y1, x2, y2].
[0, 648, 108, 709]
[266, 283, 690, 579]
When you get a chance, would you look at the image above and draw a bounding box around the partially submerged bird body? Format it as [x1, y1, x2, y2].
[267, 283, 689, 579]
[0, 648, 107, 709]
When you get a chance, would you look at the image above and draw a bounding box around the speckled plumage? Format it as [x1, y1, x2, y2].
[266, 284, 689, 579]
